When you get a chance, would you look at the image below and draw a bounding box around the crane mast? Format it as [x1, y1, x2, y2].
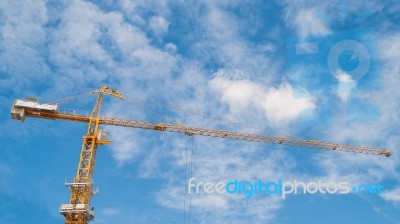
[10, 86, 392, 224]
[63, 87, 123, 223]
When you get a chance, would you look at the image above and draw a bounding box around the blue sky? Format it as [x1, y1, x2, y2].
[1, 0, 400, 223]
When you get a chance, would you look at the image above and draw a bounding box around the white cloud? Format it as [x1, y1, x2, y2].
[107, 127, 141, 164]
[282, 0, 333, 36]
[209, 73, 263, 113]
[293, 8, 330, 36]
[334, 70, 355, 83]
[210, 71, 315, 124]
[45, 0, 178, 96]
[379, 32, 400, 59]
[334, 70, 357, 102]
[381, 188, 400, 203]
[261, 83, 316, 123]
[105, 12, 149, 56]
[149, 16, 170, 36]
[282, 0, 391, 38]
[189, 1, 281, 85]
[101, 207, 120, 216]
[0, 0, 49, 92]
[47, 0, 113, 86]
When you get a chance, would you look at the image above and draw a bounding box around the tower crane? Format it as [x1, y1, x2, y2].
[10, 86, 392, 224]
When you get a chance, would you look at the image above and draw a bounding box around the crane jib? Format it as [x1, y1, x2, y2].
[11, 99, 392, 158]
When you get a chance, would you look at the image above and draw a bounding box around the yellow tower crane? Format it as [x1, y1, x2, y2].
[10, 86, 392, 224]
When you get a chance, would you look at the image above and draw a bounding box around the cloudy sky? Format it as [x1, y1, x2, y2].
[1, 0, 400, 223]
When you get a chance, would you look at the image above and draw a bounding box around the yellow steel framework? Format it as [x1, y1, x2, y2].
[64, 87, 123, 223]
[10, 86, 392, 224]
